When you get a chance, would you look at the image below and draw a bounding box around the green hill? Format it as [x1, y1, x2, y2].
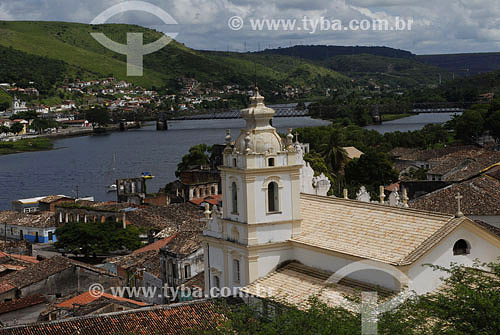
[322, 54, 453, 87]
[258, 45, 415, 60]
[0, 21, 349, 93]
[418, 52, 500, 76]
[258, 45, 453, 87]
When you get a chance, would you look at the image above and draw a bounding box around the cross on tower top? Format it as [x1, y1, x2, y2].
[455, 192, 464, 217]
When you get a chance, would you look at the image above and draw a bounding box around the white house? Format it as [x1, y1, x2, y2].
[203, 90, 500, 307]
[12, 96, 28, 114]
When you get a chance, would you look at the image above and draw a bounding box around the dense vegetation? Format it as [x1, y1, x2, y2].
[258, 45, 452, 87]
[55, 219, 141, 256]
[0, 45, 68, 94]
[323, 54, 453, 87]
[203, 261, 500, 335]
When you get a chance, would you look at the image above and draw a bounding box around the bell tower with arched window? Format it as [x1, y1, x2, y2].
[204, 89, 302, 292]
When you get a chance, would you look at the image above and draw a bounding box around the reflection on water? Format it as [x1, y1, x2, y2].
[365, 112, 460, 134]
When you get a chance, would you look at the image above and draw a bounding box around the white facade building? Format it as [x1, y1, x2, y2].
[12, 96, 28, 114]
[203, 90, 500, 307]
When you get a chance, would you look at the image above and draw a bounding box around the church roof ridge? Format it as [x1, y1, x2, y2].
[299, 193, 455, 221]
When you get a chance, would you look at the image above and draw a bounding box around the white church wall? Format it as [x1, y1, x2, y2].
[226, 222, 248, 244]
[208, 245, 225, 286]
[254, 173, 293, 224]
[228, 249, 247, 288]
[293, 246, 400, 291]
[257, 248, 293, 278]
[408, 224, 500, 295]
[256, 223, 293, 244]
[224, 174, 246, 223]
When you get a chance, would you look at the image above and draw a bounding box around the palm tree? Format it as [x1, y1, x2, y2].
[319, 130, 347, 174]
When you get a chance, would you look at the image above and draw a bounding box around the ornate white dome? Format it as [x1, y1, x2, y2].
[234, 89, 283, 154]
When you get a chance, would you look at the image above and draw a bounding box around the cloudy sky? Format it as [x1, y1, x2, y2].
[1, 0, 499, 55]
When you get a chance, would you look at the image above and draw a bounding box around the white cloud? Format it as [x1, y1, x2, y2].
[0, 0, 499, 54]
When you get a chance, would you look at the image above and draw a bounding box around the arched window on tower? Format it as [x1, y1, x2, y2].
[184, 264, 191, 279]
[233, 259, 240, 282]
[268, 182, 279, 212]
[231, 182, 238, 214]
[453, 239, 470, 255]
[213, 275, 220, 289]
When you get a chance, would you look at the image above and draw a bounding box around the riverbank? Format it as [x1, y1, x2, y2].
[44, 125, 120, 139]
[0, 137, 53, 155]
[0, 125, 123, 155]
[381, 113, 412, 122]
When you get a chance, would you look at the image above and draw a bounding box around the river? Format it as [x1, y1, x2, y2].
[0, 118, 328, 209]
[0, 112, 458, 210]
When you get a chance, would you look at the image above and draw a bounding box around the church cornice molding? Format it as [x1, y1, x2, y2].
[219, 165, 302, 176]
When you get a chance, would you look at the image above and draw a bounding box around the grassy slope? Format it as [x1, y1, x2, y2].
[0, 21, 349, 90]
[0, 138, 53, 155]
[0, 21, 167, 87]
[0, 90, 10, 106]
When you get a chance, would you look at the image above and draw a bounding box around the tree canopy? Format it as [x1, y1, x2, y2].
[175, 144, 213, 177]
[54, 219, 141, 256]
[9, 122, 24, 134]
[84, 107, 111, 127]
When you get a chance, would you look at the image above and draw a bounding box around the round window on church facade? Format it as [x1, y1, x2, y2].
[453, 239, 470, 255]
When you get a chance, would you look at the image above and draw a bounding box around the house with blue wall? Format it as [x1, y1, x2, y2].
[0, 211, 57, 243]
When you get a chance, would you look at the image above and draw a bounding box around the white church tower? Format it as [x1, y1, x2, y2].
[203, 89, 302, 292]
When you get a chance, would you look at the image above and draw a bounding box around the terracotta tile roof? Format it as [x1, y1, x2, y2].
[0, 264, 25, 273]
[56, 291, 147, 309]
[294, 193, 467, 266]
[184, 271, 205, 291]
[0, 300, 219, 335]
[385, 182, 400, 192]
[242, 262, 393, 310]
[132, 235, 177, 255]
[125, 203, 205, 234]
[189, 194, 222, 206]
[0, 282, 15, 294]
[38, 196, 72, 204]
[1, 256, 115, 289]
[409, 175, 500, 216]
[106, 250, 161, 278]
[8, 254, 39, 264]
[0, 294, 47, 315]
[390, 146, 477, 162]
[0, 253, 39, 265]
[427, 149, 500, 181]
[162, 231, 202, 255]
[0, 211, 55, 228]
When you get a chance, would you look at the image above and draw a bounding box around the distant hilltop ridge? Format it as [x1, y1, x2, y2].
[1, 20, 500, 92]
[258, 45, 500, 76]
